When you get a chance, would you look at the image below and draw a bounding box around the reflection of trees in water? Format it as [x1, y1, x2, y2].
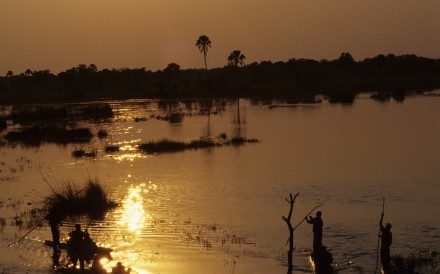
[233, 98, 246, 138]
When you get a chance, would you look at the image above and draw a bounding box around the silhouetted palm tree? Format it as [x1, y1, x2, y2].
[25, 69, 33, 77]
[196, 35, 212, 77]
[227, 50, 246, 68]
[228, 50, 246, 88]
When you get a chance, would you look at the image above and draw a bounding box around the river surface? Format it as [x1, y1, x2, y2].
[0, 92, 439, 274]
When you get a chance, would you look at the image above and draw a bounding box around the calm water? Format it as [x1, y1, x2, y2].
[0, 92, 439, 274]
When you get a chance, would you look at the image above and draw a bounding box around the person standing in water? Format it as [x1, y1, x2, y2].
[306, 211, 323, 253]
[68, 224, 87, 271]
[379, 213, 392, 273]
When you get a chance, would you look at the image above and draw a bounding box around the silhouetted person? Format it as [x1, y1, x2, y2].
[306, 211, 323, 253]
[379, 213, 392, 273]
[112, 262, 131, 274]
[68, 224, 87, 271]
[314, 245, 334, 274]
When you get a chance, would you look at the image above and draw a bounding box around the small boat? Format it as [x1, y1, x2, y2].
[45, 239, 113, 261]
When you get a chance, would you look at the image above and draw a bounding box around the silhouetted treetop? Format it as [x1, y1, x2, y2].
[228, 50, 246, 68]
[196, 35, 212, 77]
[1, 53, 439, 103]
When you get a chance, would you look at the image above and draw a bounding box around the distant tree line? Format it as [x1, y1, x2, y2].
[1, 52, 440, 103]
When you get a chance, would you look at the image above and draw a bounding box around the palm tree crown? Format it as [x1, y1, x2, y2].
[227, 50, 246, 67]
[196, 35, 212, 75]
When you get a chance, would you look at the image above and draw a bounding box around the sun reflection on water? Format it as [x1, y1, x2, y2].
[109, 182, 158, 273]
[118, 184, 149, 235]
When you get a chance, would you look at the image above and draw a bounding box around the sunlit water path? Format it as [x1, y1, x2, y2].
[0, 93, 439, 273]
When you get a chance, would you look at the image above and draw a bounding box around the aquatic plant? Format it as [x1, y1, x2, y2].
[8, 107, 68, 124]
[229, 136, 259, 146]
[138, 134, 259, 154]
[81, 104, 114, 120]
[104, 145, 119, 153]
[44, 178, 117, 221]
[97, 129, 108, 139]
[5, 126, 93, 146]
[71, 149, 97, 158]
[139, 139, 186, 153]
[0, 120, 6, 131]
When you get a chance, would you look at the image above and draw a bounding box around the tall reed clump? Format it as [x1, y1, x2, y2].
[44, 178, 117, 221]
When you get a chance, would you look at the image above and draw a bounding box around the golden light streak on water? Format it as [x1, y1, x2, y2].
[118, 184, 148, 235]
[110, 183, 157, 273]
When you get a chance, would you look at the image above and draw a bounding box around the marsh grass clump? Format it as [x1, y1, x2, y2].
[188, 139, 217, 149]
[139, 135, 259, 154]
[81, 104, 114, 120]
[72, 149, 97, 158]
[104, 145, 119, 153]
[229, 136, 259, 146]
[139, 139, 186, 153]
[45, 178, 117, 221]
[5, 126, 93, 146]
[97, 129, 108, 139]
[8, 107, 68, 124]
[0, 120, 7, 132]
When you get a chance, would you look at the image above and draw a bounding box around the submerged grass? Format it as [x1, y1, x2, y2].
[138, 134, 259, 154]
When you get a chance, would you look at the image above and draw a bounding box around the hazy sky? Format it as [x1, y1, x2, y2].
[1, 0, 439, 75]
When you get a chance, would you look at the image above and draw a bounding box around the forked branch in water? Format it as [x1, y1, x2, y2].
[282, 192, 300, 274]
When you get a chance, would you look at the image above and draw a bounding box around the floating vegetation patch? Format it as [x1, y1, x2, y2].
[0, 120, 7, 131]
[153, 113, 184, 123]
[134, 117, 148, 122]
[81, 104, 114, 120]
[97, 129, 108, 139]
[8, 107, 69, 124]
[104, 145, 119, 153]
[5, 126, 93, 146]
[138, 133, 259, 154]
[71, 149, 97, 158]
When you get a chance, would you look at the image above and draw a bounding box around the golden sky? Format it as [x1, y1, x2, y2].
[1, 0, 439, 75]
